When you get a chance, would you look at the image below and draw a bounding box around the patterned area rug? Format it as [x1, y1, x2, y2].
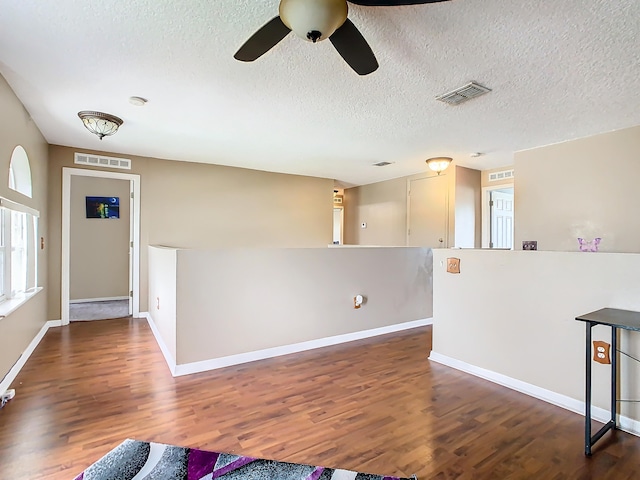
[74, 439, 416, 480]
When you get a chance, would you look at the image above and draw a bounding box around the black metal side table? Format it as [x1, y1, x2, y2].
[575, 308, 640, 455]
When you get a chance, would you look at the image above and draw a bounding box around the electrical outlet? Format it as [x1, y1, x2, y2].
[446, 257, 460, 274]
[593, 341, 611, 364]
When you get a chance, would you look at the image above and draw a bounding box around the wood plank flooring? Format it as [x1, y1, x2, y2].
[1, 318, 640, 479]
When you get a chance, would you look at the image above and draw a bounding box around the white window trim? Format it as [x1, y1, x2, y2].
[0, 197, 39, 217]
[0, 196, 40, 319]
[0, 287, 43, 320]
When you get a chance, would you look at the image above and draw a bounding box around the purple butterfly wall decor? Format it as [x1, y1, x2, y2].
[578, 237, 601, 252]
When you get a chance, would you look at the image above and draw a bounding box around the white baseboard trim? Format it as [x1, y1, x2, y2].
[428, 351, 640, 438]
[0, 320, 61, 394]
[142, 313, 431, 378]
[69, 296, 130, 304]
[174, 317, 432, 377]
[140, 312, 177, 376]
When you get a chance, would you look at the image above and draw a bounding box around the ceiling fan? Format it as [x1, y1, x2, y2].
[234, 0, 449, 76]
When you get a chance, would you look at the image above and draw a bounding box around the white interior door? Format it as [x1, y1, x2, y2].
[490, 189, 514, 249]
[332, 207, 343, 245]
[407, 175, 448, 247]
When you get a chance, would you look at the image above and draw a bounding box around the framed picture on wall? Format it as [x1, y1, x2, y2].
[86, 196, 120, 219]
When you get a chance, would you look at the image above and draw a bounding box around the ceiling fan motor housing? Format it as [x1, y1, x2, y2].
[280, 0, 348, 42]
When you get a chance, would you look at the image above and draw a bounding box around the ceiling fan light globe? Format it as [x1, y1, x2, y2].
[280, 0, 348, 42]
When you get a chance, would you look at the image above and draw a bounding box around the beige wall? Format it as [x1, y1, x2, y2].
[432, 249, 640, 421]
[70, 176, 130, 300]
[164, 246, 432, 365]
[454, 167, 481, 248]
[0, 74, 49, 381]
[344, 176, 408, 246]
[48, 146, 334, 318]
[514, 126, 640, 252]
[344, 166, 481, 248]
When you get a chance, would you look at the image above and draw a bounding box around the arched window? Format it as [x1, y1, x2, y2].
[8, 145, 33, 198]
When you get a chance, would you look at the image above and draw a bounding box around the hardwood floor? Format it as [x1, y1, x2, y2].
[1, 318, 640, 479]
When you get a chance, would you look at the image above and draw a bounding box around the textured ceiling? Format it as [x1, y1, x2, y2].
[0, 0, 639, 186]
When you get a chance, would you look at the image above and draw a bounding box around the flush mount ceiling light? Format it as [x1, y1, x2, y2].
[426, 157, 452, 175]
[77, 111, 123, 140]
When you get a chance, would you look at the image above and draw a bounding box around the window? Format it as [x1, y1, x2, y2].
[8, 145, 33, 198]
[0, 198, 38, 302]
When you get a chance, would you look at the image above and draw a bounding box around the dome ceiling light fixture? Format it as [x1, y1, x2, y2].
[426, 156, 452, 175]
[77, 111, 124, 140]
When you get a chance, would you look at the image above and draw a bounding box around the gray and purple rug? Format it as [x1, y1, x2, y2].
[74, 439, 416, 480]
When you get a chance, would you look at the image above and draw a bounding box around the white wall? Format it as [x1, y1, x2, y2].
[431, 249, 640, 423]
[148, 246, 177, 361]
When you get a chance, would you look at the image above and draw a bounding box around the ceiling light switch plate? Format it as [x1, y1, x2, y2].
[446, 258, 460, 274]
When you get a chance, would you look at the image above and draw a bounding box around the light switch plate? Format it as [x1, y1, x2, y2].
[446, 257, 460, 274]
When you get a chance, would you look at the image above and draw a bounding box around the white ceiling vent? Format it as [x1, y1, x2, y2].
[74, 152, 131, 170]
[436, 82, 492, 106]
[488, 169, 514, 182]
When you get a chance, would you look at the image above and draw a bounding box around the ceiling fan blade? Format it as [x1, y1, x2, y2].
[329, 19, 378, 76]
[348, 0, 449, 5]
[234, 16, 291, 62]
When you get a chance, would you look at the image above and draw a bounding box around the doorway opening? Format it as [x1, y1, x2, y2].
[62, 167, 141, 325]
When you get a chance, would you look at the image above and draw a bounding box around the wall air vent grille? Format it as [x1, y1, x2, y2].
[488, 169, 514, 182]
[436, 82, 492, 106]
[74, 152, 131, 170]
[373, 161, 393, 167]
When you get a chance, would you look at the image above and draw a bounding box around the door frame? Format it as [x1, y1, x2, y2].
[481, 185, 514, 248]
[61, 167, 141, 325]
